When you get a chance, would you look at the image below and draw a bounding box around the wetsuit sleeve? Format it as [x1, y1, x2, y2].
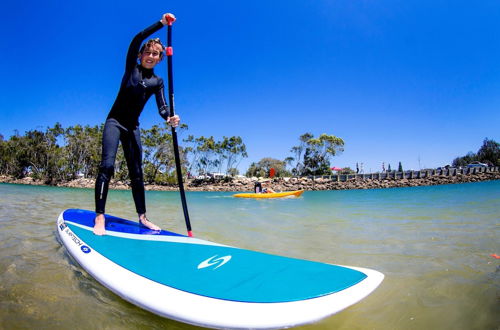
[125, 21, 164, 72]
[155, 78, 170, 120]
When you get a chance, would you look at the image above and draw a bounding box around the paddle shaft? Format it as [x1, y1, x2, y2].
[166, 17, 193, 237]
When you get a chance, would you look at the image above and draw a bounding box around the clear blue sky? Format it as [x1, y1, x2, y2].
[1, 0, 499, 173]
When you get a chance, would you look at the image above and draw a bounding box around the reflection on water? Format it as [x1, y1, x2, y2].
[0, 181, 499, 329]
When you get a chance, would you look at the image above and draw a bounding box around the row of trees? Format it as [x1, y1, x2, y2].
[452, 138, 500, 167]
[0, 123, 71, 183]
[0, 123, 248, 185]
[183, 135, 247, 177]
[1, 123, 347, 184]
[3, 122, 495, 185]
[245, 133, 345, 177]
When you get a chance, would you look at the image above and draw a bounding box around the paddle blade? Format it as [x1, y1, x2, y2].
[270, 168, 276, 178]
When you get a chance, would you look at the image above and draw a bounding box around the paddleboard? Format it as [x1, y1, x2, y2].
[233, 190, 304, 199]
[57, 209, 383, 329]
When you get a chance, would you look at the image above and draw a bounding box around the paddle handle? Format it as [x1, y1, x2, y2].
[166, 18, 193, 237]
[165, 13, 176, 26]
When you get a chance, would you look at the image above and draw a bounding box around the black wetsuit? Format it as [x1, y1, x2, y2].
[95, 21, 170, 215]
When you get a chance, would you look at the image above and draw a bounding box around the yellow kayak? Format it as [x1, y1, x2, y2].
[233, 190, 304, 199]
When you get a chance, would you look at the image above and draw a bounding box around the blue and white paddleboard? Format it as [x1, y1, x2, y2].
[57, 209, 383, 329]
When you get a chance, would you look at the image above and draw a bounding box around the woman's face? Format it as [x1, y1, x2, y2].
[139, 43, 163, 69]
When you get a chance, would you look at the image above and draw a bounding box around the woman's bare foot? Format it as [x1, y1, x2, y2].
[93, 213, 106, 235]
[139, 214, 161, 231]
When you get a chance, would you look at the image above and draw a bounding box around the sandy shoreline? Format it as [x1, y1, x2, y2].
[1, 171, 499, 192]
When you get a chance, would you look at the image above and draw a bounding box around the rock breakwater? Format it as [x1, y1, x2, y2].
[2, 171, 499, 192]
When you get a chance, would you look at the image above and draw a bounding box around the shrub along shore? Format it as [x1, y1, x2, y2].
[1, 170, 499, 192]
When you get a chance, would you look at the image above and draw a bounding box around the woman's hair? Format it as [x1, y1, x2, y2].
[139, 38, 165, 59]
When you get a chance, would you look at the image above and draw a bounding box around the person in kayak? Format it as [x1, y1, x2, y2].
[254, 181, 275, 194]
[93, 13, 180, 236]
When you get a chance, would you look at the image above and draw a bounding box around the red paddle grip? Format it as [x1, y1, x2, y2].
[166, 14, 176, 26]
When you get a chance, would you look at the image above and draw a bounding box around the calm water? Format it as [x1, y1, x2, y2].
[0, 181, 499, 329]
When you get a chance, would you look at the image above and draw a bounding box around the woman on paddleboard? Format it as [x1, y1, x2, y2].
[93, 13, 180, 235]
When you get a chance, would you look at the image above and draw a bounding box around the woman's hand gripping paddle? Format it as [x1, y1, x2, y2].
[165, 14, 193, 237]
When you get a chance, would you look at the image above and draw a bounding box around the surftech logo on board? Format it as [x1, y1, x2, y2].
[198, 255, 232, 270]
[81, 246, 91, 254]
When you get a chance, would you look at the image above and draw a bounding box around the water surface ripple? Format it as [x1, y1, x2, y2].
[0, 181, 498, 329]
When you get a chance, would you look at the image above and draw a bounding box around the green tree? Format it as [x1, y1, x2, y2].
[452, 138, 500, 167]
[142, 124, 174, 184]
[477, 138, 500, 166]
[289, 133, 313, 175]
[245, 157, 289, 178]
[141, 123, 189, 184]
[398, 162, 403, 172]
[189, 136, 219, 176]
[64, 124, 102, 179]
[452, 152, 475, 168]
[245, 162, 261, 178]
[16, 124, 65, 183]
[0, 132, 30, 178]
[291, 133, 344, 176]
[220, 136, 248, 175]
[184, 135, 247, 177]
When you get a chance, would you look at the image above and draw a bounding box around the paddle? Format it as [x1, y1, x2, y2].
[165, 14, 193, 237]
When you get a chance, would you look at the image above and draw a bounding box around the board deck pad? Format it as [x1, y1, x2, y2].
[62, 209, 185, 236]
